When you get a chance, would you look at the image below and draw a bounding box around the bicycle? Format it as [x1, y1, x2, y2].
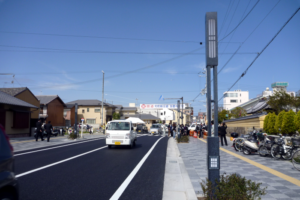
[291, 136, 300, 171]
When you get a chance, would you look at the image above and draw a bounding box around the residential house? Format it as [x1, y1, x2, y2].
[36, 95, 66, 127]
[65, 100, 116, 127]
[0, 90, 38, 137]
[0, 87, 40, 126]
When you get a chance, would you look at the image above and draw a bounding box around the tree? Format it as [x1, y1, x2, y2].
[275, 110, 285, 133]
[263, 114, 270, 133]
[295, 111, 300, 133]
[267, 112, 277, 134]
[281, 110, 296, 135]
[112, 112, 120, 120]
[231, 107, 247, 119]
[267, 90, 293, 114]
[218, 110, 232, 123]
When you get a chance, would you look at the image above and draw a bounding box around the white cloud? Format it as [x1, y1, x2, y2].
[223, 67, 238, 73]
[165, 70, 178, 75]
[39, 81, 80, 91]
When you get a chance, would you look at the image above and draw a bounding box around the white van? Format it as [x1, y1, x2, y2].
[106, 120, 137, 148]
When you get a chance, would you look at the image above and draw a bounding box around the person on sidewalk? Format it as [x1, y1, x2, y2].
[90, 126, 93, 134]
[172, 124, 176, 139]
[35, 119, 44, 141]
[220, 122, 228, 146]
[196, 124, 200, 137]
[44, 121, 53, 142]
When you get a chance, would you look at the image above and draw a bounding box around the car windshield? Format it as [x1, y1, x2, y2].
[151, 125, 160, 128]
[137, 125, 143, 128]
[107, 122, 130, 130]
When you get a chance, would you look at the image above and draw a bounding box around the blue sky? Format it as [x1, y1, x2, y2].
[0, 0, 299, 114]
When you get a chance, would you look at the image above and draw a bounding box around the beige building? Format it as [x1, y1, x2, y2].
[66, 100, 116, 127]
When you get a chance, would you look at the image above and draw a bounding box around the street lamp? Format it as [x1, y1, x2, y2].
[102, 70, 105, 133]
[205, 12, 220, 190]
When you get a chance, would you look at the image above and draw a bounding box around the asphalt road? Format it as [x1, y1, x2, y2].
[14, 135, 168, 200]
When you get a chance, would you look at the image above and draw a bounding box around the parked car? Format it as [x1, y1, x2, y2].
[0, 125, 19, 200]
[136, 124, 148, 134]
[106, 120, 137, 148]
[150, 124, 162, 135]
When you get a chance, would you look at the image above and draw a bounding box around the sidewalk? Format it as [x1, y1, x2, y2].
[11, 133, 106, 152]
[162, 137, 198, 200]
[177, 136, 300, 200]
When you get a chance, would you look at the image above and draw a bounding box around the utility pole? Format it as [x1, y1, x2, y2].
[102, 71, 105, 133]
[205, 12, 219, 192]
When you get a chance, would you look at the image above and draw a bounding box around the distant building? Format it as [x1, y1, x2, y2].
[271, 82, 295, 97]
[223, 90, 249, 110]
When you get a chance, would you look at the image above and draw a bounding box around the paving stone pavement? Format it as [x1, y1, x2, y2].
[177, 136, 300, 200]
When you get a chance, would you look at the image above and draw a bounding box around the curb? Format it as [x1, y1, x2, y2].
[162, 138, 198, 200]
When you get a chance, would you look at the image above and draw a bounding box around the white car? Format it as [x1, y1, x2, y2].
[150, 124, 162, 135]
[106, 120, 137, 148]
[188, 123, 200, 131]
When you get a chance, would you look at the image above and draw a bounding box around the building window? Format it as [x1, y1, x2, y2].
[87, 108, 89, 112]
[82, 109, 85, 113]
[94, 109, 100, 113]
[86, 119, 96, 124]
[240, 100, 241, 103]
[230, 100, 237, 103]
[240, 94, 241, 97]
[224, 93, 238, 98]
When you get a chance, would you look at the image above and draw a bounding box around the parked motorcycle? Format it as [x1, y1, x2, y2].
[232, 130, 257, 152]
[241, 130, 260, 155]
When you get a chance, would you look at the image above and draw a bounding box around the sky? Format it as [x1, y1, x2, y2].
[0, 0, 299, 115]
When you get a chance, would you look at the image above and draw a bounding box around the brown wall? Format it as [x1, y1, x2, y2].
[47, 98, 65, 126]
[15, 90, 40, 119]
[71, 106, 75, 126]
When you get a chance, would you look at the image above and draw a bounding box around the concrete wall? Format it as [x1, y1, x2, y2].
[15, 89, 40, 119]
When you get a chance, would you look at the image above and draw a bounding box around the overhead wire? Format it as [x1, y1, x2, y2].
[0, 31, 200, 44]
[218, 7, 300, 102]
[192, 0, 281, 102]
[29, 46, 205, 90]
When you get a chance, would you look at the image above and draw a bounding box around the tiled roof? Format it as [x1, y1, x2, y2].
[36, 95, 60, 105]
[0, 91, 38, 108]
[124, 114, 160, 120]
[229, 96, 261, 111]
[246, 100, 271, 114]
[122, 107, 137, 111]
[224, 113, 266, 123]
[66, 99, 116, 107]
[0, 87, 27, 96]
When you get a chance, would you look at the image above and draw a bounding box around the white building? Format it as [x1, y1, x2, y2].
[223, 90, 249, 110]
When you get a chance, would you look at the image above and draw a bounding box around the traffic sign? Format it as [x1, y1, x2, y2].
[81, 118, 84, 121]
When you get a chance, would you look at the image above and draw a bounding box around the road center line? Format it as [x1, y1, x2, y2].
[15, 146, 107, 178]
[110, 137, 164, 200]
[14, 138, 104, 156]
[198, 138, 300, 187]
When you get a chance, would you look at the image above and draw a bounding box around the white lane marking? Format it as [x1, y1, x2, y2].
[16, 146, 107, 178]
[14, 138, 104, 156]
[110, 137, 164, 200]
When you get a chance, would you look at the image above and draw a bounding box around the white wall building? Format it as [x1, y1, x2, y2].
[223, 90, 249, 110]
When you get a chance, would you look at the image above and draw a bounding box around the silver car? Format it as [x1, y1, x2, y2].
[150, 124, 162, 135]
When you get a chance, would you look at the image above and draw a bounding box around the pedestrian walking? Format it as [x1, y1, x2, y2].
[196, 124, 200, 137]
[172, 124, 176, 139]
[220, 122, 228, 146]
[44, 121, 53, 142]
[35, 119, 44, 141]
[211, 121, 215, 137]
[168, 123, 171, 137]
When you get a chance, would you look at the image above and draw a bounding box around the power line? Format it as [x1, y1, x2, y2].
[29, 47, 204, 90]
[192, 0, 281, 101]
[0, 45, 258, 55]
[219, 0, 260, 42]
[218, 7, 300, 102]
[0, 31, 201, 44]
